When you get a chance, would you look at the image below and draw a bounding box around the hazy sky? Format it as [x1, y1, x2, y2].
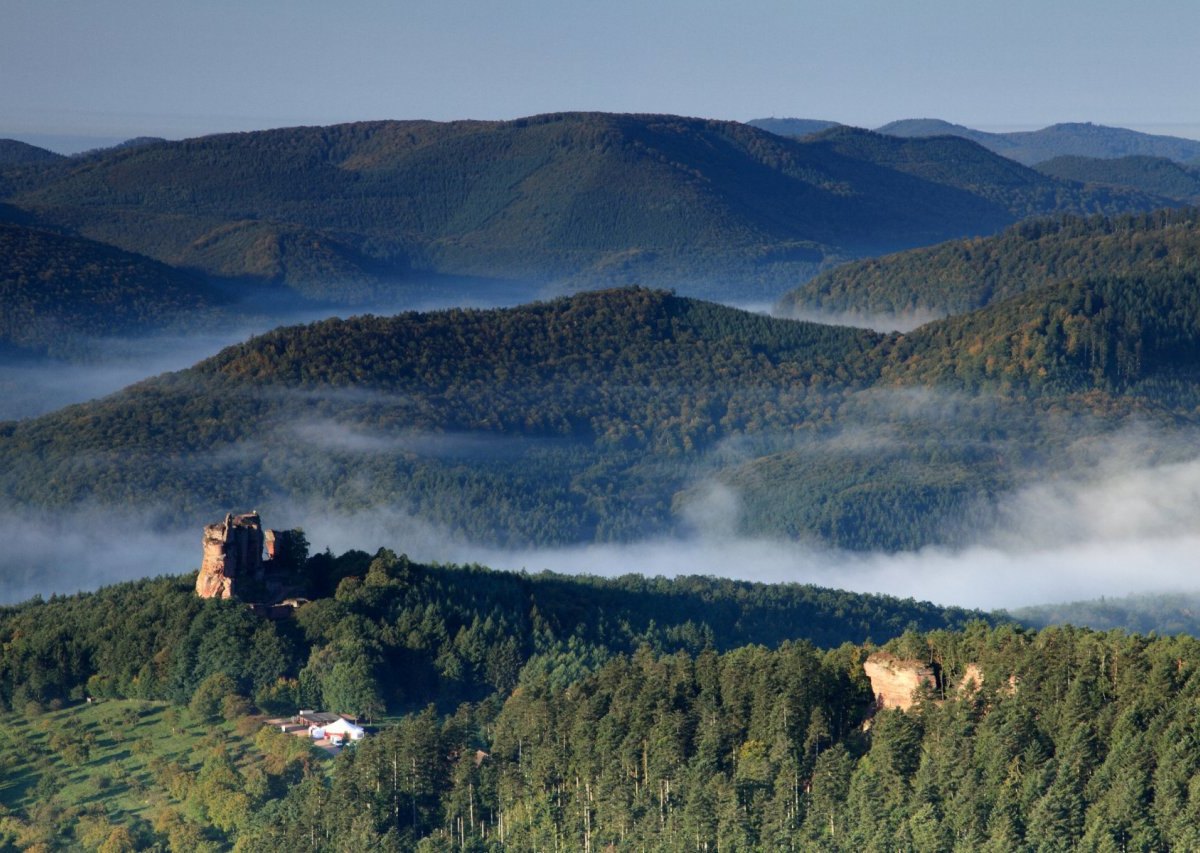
[3, 0, 1198, 148]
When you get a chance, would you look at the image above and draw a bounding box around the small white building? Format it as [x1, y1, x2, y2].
[323, 717, 367, 742]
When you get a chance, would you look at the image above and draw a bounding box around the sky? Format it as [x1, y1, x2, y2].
[3, 0, 1199, 151]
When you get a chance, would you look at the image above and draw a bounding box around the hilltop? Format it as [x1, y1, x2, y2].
[4, 282, 1199, 553]
[746, 117, 842, 137]
[0, 139, 64, 167]
[876, 118, 1200, 166]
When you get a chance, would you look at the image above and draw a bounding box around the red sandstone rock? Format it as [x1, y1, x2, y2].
[864, 652, 936, 711]
[196, 512, 266, 599]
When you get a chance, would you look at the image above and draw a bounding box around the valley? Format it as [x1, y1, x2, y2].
[5, 109, 1200, 851]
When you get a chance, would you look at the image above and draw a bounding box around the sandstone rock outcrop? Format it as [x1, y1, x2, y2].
[864, 652, 937, 711]
[197, 511, 267, 599]
[958, 663, 984, 694]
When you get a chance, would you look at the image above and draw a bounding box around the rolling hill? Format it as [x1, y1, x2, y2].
[779, 207, 1200, 320]
[797, 126, 1159, 220]
[745, 117, 842, 137]
[1036, 155, 1200, 203]
[0, 139, 65, 167]
[876, 118, 1200, 166]
[3, 279, 1198, 553]
[0, 221, 229, 357]
[0, 113, 1172, 304]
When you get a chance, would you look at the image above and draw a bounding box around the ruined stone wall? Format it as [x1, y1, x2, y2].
[864, 652, 937, 711]
[196, 512, 266, 599]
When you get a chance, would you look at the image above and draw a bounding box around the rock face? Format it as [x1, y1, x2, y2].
[864, 652, 937, 711]
[197, 512, 267, 599]
[959, 663, 985, 694]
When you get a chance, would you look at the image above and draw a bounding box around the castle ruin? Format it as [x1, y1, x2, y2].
[198, 512, 266, 599]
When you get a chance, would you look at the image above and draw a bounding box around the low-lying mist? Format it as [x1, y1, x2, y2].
[5, 443, 1200, 612]
[779, 305, 945, 333]
[0, 280, 553, 421]
[5, 289, 1200, 614]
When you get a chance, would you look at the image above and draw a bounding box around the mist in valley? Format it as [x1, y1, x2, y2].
[5, 413, 1200, 614]
[6, 279, 1200, 615]
[0, 277, 553, 421]
[779, 304, 946, 333]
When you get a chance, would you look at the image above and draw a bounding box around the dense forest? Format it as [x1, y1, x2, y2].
[0, 550, 991, 847]
[4, 280, 1200, 555]
[0, 551, 992, 719]
[780, 207, 1200, 319]
[0, 114, 1171, 305]
[0, 221, 227, 356]
[5, 554, 1200, 850]
[1036, 155, 1200, 203]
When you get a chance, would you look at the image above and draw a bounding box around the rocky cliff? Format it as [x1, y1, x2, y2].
[196, 512, 266, 599]
[863, 652, 937, 711]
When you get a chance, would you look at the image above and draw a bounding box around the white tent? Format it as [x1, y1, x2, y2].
[324, 718, 366, 741]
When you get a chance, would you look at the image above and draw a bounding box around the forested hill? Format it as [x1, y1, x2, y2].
[0, 289, 891, 546]
[884, 268, 1200, 395]
[0, 221, 228, 356]
[8, 557, 1200, 849]
[4, 284, 1200, 554]
[0, 551, 994, 715]
[1013, 592, 1200, 636]
[0, 113, 1170, 301]
[779, 207, 1200, 320]
[798, 126, 1158, 220]
[0, 138, 64, 166]
[876, 118, 1200, 165]
[1036, 155, 1200, 203]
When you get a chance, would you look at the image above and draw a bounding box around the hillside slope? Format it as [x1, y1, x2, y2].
[3, 566, 1199, 850]
[4, 283, 1198, 552]
[883, 269, 1200, 396]
[0, 288, 886, 545]
[0, 221, 228, 356]
[0, 113, 1170, 301]
[1036, 155, 1200, 203]
[0, 139, 65, 166]
[779, 208, 1200, 319]
[878, 119, 1200, 165]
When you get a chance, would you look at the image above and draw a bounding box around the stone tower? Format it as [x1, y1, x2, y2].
[196, 511, 266, 599]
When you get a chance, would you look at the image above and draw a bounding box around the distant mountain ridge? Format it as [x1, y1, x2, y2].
[745, 117, 842, 137]
[752, 118, 1200, 166]
[0, 139, 64, 166]
[0, 113, 1173, 306]
[876, 119, 1200, 166]
[798, 126, 1148, 220]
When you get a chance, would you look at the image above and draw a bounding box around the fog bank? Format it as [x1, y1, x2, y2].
[6, 443, 1200, 610]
